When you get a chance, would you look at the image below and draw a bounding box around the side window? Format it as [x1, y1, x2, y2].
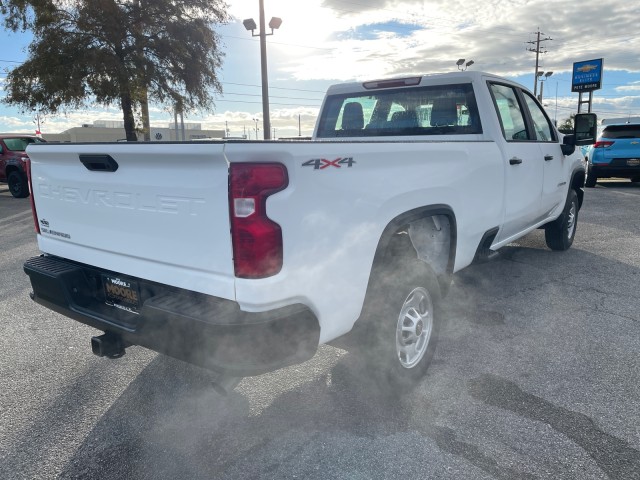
[522, 93, 556, 142]
[489, 83, 529, 141]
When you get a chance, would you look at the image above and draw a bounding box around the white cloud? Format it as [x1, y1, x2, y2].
[615, 82, 640, 92]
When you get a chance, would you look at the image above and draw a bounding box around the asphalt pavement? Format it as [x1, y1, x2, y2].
[1, 181, 639, 479]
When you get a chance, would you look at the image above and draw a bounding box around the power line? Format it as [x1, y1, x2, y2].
[222, 91, 323, 101]
[215, 99, 320, 108]
[222, 81, 325, 93]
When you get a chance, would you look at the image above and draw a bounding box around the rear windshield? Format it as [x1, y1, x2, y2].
[316, 83, 482, 138]
[602, 125, 640, 139]
[2, 137, 46, 151]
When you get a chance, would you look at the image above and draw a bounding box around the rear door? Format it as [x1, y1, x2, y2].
[27, 142, 236, 299]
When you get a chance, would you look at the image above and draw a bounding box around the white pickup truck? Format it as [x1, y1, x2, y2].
[23, 71, 597, 390]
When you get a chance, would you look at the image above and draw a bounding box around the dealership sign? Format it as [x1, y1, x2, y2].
[572, 58, 603, 92]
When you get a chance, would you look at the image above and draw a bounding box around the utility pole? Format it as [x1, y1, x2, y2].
[527, 29, 552, 96]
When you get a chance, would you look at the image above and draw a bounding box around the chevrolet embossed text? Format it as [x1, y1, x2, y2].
[39, 184, 206, 216]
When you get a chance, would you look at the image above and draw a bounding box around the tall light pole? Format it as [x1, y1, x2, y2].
[243, 2, 282, 140]
[538, 71, 553, 101]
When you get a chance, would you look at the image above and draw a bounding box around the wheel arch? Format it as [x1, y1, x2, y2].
[570, 166, 586, 208]
[5, 164, 22, 177]
[370, 204, 457, 296]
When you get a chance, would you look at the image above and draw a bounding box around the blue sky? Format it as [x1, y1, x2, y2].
[1, 0, 639, 138]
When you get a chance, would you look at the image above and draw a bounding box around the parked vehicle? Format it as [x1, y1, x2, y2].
[22, 72, 596, 391]
[584, 123, 640, 187]
[0, 135, 46, 198]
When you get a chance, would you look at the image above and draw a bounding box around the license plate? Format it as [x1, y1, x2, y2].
[627, 158, 640, 166]
[103, 275, 141, 314]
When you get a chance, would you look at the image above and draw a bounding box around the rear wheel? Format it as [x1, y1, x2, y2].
[361, 258, 440, 392]
[545, 189, 579, 251]
[8, 171, 29, 198]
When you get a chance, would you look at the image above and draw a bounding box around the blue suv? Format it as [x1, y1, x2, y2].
[585, 123, 640, 187]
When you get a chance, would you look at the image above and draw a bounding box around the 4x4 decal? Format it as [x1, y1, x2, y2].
[302, 157, 355, 170]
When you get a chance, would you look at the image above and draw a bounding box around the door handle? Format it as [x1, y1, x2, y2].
[509, 157, 523, 165]
[544, 155, 554, 161]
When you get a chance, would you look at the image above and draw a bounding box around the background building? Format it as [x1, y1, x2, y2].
[41, 121, 224, 143]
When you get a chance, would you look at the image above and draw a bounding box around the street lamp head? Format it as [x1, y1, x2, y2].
[545, 71, 553, 78]
[456, 59, 465, 66]
[269, 17, 282, 29]
[465, 60, 474, 68]
[243, 18, 257, 31]
[536, 71, 544, 77]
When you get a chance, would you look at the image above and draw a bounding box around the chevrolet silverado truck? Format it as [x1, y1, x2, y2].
[23, 72, 597, 390]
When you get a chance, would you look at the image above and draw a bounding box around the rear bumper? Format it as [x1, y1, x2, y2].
[590, 158, 640, 178]
[24, 255, 320, 376]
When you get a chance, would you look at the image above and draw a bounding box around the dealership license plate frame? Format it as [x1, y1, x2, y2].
[102, 275, 141, 314]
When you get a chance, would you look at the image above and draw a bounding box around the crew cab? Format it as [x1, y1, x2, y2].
[0, 135, 46, 198]
[23, 72, 597, 391]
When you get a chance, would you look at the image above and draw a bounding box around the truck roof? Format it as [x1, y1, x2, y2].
[324, 71, 521, 96]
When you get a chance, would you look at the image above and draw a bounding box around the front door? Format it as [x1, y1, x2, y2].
[489, 83, 544, 243]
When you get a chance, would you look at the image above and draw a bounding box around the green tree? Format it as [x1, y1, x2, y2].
[0, 0, 229, 140]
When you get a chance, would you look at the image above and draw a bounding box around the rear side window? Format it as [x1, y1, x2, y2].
[315, 83, 482, 138]
[602, 125, 640, 139]
[489, 84, 529, 141]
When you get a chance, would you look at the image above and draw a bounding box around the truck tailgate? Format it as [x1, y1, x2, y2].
[27, 142, 235, 299]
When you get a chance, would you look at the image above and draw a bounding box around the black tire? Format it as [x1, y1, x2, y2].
[7, 170, 29, 198]
[360, 258, 441, 393]
[585, 165, 597, 188]
[545, 189, 579, 251]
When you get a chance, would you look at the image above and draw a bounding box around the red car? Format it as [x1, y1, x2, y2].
[0, 135, 46, 198]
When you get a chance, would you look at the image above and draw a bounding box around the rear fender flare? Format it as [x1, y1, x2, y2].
[370, 205, 457, 296]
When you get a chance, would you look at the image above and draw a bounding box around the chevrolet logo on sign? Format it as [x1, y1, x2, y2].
[577, 64, 598, 73]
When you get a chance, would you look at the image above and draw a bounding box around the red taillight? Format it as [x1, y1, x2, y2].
[593, 141, 614, 148]
[25, 158, 40, 234]
[229, 163, 288, 278]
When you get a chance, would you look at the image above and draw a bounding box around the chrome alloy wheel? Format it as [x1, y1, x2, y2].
[566, 200, 577, 240]
[395, 287, 433, 369]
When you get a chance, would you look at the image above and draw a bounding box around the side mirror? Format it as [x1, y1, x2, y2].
[574, 113, 598, 146]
